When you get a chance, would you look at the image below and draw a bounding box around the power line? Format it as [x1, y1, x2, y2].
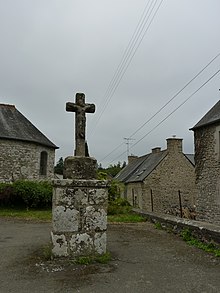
[89, 0, 164, 136]
[129, 52, 220, 138]
[106, 68, 220, 164]
[99, 142, 124, 162]
[131, 68, 220, 148]
[99, 53, 220, 163]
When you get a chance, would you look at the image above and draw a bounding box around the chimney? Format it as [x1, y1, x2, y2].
[0, 104, 15, 109]
[166, 138, 183, 153]
[152, 147, 161, 154]
[128, 155, 138, 164]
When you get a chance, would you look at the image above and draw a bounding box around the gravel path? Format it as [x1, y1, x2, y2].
[0, 218, 219, 293]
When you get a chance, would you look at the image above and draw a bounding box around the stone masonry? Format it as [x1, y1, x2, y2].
[51, 93, 108, 258]
[191, 100, 220, 226]
[119, 138, 197, 219]
[51, 179, 108, 257]
[193, 124, 220, 225]
[0, 139, 55, 182]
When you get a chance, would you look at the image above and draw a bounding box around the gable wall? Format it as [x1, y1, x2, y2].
[125, 151, 197, 218]
[0, 139, 55, 182]
[142, 152, 197, 216]
[194, 124, 220, 225]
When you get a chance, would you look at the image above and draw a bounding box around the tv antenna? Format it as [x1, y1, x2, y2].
[124, 137, 136, 158]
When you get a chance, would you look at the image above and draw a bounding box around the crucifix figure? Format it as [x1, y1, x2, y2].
[66, 93, 95, 157]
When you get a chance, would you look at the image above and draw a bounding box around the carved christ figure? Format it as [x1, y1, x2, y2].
[66, 93, 95, 157]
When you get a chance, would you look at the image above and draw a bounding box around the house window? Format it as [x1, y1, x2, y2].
[40, 151, 48, 175]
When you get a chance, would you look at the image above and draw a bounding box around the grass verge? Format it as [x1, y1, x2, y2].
[0, 208, 52, 221]
[180, 228, 220, 257]
[108, 212, 146, 223]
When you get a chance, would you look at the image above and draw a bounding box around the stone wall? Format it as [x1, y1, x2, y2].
[194, 124, 220, 225]
[125, 182, 143, 208]
[0, 139, 55, 182]
[133, 208, 220, 246]
[142, 152, 197, 217]
[125, 139, 197, 218]
[51, 179, 108, 257]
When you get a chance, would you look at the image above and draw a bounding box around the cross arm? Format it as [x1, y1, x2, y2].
[85, 104, 95, 113]
[66, 102, 78, 112]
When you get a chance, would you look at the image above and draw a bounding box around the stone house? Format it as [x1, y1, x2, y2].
[191, 100, 220, 225]
[115, 138, 197, 218]
[0, 104, 58, 182]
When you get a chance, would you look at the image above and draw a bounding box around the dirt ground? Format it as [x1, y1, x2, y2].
[0, 217, 219, 293]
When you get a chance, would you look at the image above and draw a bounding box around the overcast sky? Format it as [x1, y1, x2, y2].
[1, 0, 220, 167]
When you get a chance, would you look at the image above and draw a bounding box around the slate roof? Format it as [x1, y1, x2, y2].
[0, 104, 58, 149]
[191, 100, 220, 130]
[184, 154, 195, 166]
[115, 151, 167, 183]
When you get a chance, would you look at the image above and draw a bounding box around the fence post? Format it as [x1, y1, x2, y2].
[178, 190, 183, 218]
[151, 189, 154, 212]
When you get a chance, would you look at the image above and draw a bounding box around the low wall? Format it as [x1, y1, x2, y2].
[133, 208, 220, 246]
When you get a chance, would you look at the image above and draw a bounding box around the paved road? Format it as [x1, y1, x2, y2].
[0, 218, 219, 293]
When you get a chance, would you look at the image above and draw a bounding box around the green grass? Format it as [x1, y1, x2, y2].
[181, 228, 220, 257]
[108, 213, 146, 223]
[0, 207, 146, 223]
[0, 207, 146, 224]
[154, 221, 163, 230]
[0, 208, 52, 221]
[73, 252, 112, 265]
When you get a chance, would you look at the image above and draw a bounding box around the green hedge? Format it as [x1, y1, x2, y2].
[0, 180, 52, 209]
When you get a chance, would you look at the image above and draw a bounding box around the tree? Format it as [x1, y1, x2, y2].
[54, 157, 64, 175]
[98, 161, 126, 178]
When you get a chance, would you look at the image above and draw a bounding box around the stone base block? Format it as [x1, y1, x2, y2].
[51, 179, 108, 258]
[63, 156, 97, 180]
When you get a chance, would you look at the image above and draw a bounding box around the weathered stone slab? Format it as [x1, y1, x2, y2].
[51, 233, 68, 257]
[51, 179, 108, 257]
[52, 206, 79, 232]
[63, 156, 97, 180]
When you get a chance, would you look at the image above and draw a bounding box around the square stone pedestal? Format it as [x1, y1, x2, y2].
[51, 179, 108, 258]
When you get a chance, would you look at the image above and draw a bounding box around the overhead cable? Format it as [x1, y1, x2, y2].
[99, 53, 220, 162]
[106, 68, 220, 165]
[89, 0, 164, 136]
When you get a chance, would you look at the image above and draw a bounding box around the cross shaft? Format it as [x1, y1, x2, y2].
[66, 93, 95, 157]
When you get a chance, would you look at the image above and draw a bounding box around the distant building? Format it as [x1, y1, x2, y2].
[0, 104, 58, 182]
[191, 100, 220, 225]
[115, 138, 197, 218]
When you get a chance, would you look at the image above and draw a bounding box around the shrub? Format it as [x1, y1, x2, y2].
[0, 183, 17, 207]
[108, 180, 120, 201]
[0, 180, 52, 209]
[108, 197, 131, 215]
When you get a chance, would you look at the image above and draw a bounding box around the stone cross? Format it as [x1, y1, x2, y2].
[66, 93, 95, 157]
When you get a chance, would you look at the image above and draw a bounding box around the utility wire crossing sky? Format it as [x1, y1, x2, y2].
[0, 0, 220, 167]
